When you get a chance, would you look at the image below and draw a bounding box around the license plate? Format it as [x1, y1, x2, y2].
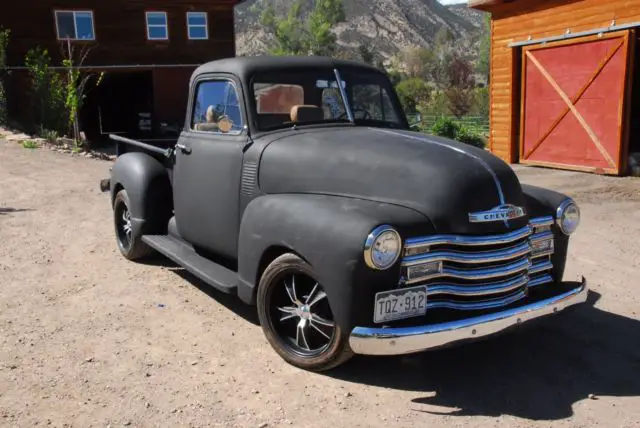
[374, 285, 428, 323]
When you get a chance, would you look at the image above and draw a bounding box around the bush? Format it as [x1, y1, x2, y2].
[431, 116, 458, 139]
[22, 140, 39, 149]
[395, 78, 431, 114]
[430, 117, 487, 149]
[39, 128, 59, 144]
[455, 125, 486, 149]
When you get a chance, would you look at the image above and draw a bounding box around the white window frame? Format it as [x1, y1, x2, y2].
[186, 12, 208, 40]
[54, 10, 96, 41]
[146, 11, 169, 41]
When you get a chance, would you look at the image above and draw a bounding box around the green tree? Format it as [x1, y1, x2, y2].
[260, 0, 345, 56]
[471, 86, 490, 117]
[395, 78, 431, 114]
[0, 27, 9, 125]
[477, 13, 491, 84]
[444, 54, 476, 118]
[25, 47, 66, 134]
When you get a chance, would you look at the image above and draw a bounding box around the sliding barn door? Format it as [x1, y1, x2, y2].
[519, 31, 634, 175]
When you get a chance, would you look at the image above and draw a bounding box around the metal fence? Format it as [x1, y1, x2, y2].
[408, 114, 490, 137]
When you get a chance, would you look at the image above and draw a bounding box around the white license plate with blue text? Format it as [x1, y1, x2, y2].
[374, 285, 428, 323]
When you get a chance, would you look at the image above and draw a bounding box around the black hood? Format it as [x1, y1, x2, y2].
[258, 127, 528, 234]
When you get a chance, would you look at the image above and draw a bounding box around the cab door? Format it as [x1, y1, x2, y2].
[172, 75, 248, 260]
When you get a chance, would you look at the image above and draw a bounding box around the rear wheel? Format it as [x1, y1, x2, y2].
[113, 189, 153, 261]
[257, 253, 353, 371]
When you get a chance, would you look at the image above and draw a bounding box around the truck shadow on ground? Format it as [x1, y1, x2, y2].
[0, 207, 32, 215]
[172, 267, 260, 326]
[329, 290, 640, 421]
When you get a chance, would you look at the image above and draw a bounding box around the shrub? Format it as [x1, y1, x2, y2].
[39, 128, 59, 144]
[22, 140, 38, 149]
[455, 125, 487, 149]
[395, 78, 431, 114]
[430, 117, 487, 149]
[431, 116, 458, 139]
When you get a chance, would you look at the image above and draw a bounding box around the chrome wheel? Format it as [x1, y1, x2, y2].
[270, 273, 336, 357]
[115, 200, 132, 251]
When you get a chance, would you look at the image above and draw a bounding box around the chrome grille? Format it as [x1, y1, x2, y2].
[400, 217, 555, 311]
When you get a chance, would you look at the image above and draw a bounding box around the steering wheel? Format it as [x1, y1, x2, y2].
[338, 108, 372, 121]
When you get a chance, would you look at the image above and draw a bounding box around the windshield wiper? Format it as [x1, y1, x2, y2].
[333, 68, 354, 124]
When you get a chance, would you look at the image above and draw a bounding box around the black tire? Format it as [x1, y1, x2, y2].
[257, 253, 353, 372]
[113, 189, 153, 261]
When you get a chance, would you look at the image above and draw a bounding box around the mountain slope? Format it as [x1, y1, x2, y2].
[234, 0, 486, 62]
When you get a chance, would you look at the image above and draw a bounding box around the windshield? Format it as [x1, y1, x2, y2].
[250, 68, 405, 131]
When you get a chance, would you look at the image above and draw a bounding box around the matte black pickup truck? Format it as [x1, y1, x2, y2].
[100, 56, 587, 371]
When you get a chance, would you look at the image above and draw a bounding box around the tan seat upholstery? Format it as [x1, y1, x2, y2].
[195, 105, 220, 131]
[290, 105, 324, 123]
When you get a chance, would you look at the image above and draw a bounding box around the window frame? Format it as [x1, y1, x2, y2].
[54, 10, 96, 41]
[145, 11, 169, 41]
[186, 11, 208, 40]
[190, 78, 245, 136]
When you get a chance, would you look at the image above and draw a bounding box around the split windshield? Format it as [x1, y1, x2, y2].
[251, 68, 404, 131]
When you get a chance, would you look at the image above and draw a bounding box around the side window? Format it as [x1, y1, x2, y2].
[192, 80, 244, 134]
[352, 84, 399, 122]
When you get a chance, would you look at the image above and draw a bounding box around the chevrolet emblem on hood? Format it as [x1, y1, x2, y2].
[469, 204, 526, 223]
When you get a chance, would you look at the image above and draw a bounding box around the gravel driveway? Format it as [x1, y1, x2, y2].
[1, 138, 639, 428]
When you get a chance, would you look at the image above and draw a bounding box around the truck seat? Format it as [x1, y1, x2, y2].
[290, 105, 324, 123]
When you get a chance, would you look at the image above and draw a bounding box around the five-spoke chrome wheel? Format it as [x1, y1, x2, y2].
[257, 253, 353, 371]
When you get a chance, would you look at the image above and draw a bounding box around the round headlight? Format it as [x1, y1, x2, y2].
[364, 225, 402, 270]
[556, 199, 580, 235]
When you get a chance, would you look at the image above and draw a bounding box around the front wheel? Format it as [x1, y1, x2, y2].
[257, 254, 353, 371]
[113, 189, 153, 261]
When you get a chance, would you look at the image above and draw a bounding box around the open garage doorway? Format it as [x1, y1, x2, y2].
[80, 70, 153, 146]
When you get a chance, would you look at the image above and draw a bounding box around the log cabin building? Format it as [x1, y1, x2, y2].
[470, 0, 640, 176]
[1, 0, 244, 143]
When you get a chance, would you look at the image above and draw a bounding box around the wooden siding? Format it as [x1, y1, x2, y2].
[483, 0, 640, 164]
[0, 0, 239, 67]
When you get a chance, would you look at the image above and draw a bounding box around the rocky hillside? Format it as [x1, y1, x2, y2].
[234, 0, 487, 62]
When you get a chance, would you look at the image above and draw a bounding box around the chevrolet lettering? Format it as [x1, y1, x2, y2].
[99, 56, 588, 372]
[469, 204, 527, 223]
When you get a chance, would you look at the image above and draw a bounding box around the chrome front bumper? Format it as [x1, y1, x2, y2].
[349, 278, 588, 356]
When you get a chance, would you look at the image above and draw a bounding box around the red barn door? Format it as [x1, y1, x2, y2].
[519, 31, 634, 175]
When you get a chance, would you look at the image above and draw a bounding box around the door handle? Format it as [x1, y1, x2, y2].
[175, 143, 192, 154]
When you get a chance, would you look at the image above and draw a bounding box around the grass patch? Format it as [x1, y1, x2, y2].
[22, 140, 39, 149]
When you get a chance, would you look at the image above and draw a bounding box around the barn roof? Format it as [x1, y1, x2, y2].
[469, 0, 523, 11]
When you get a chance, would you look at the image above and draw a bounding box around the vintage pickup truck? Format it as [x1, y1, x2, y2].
[100, 56, 587, 371]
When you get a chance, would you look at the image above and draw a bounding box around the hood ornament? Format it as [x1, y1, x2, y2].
[469, 204, 526, 223]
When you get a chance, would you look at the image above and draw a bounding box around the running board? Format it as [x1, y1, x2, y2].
[142, 234, 238, 294]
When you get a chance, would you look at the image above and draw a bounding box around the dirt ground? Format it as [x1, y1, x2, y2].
[1, 138, 639, 428]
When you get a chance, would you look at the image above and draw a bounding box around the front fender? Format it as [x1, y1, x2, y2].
[236, 194, 429, 330]
[110, 152, 172, 236]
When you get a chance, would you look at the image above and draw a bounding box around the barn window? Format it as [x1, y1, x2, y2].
[55, 11, 95, 41]
[146, 11, 169, 40]
[187, 12, 208, 40]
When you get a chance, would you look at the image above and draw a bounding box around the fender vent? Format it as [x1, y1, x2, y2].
[241, 161, 258, 196]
